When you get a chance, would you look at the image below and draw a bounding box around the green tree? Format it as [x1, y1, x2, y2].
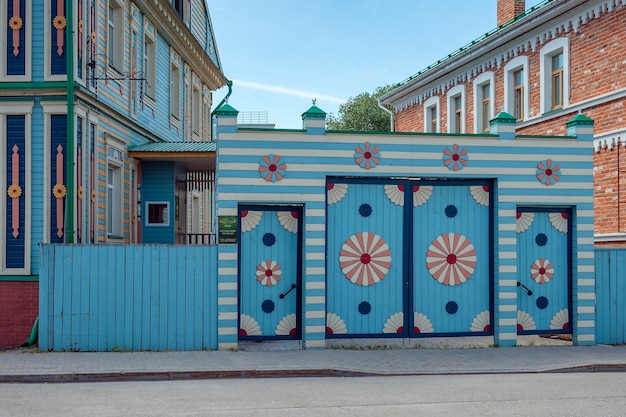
[326, 85, 395, 132]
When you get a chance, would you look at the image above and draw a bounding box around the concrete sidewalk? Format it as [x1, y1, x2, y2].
[2, 337, 626, 383]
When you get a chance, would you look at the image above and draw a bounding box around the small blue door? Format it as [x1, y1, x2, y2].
[516, 208, 571, 335]
[238, 206, 302, 340]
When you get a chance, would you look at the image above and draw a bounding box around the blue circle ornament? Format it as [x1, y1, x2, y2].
[262, 232, 276, 247]
[535, 233, 548, 246]
[262, 299, 275, 313]
[358, 301, 372, 315]
[359, 203, 372, 217]
[536, 296, 549, 310]
[445, 205, 458, 218]
[445, 301, 459, 314]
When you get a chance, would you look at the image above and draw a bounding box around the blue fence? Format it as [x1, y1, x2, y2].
[595, 248, 626, 345]
[39, 244, 218, 352]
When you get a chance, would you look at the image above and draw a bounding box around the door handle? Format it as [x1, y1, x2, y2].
[517, 281, 533, 296]
[279, 283, 297, 299]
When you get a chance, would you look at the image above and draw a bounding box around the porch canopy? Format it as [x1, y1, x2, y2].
[127, 141, 216, 171]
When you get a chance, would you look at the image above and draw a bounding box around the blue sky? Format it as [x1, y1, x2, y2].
[209, 0, 543, 129]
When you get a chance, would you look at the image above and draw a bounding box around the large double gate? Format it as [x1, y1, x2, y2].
[326, 178, 493, 338]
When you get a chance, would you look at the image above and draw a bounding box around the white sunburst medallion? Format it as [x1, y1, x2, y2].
[549, 212, 568, 233]
[382, 312, 404, 334]
[383, 184, 433, 207]
[326, 313, 348, 335]
[240, 210, 262, 232]
[550, 308, 570, 332]
[426, 233, 477, 286]
[470, 310, 491, 332]
[275, 313, 297, 336]
[469, 185, 489, 206]
[339, 232, 392, 286]
[239, 314, 261, 337]
[516, 212, 534, 233]
[517, 310, 537, 332]
[327, 183, 348, 205]
[277, 210, 298, 233]
[413, 312, 434, 334]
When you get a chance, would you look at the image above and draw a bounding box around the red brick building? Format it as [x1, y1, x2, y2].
[380, 0, 626, 246]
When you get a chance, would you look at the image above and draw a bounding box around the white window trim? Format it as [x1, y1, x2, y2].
[107, 0, 125, 74]
[1, 1, 32, 81]
[504, 56, 530, 121]
[170, 50, 181, 128]
[75, 0, 88, 85]
[143, 16, 157, 109]
[43, 2, 64, 82]
[0, 102, 34, 275]
[105, 136, 125, 240]
[540, 37, 570, 115]
[145, 201, 171, 227]
[446, 85, 466, 134]
[424, 96, 440, 133]
[192, 74, 201, 139]
[41, 102, 67, 244]
[473, 71, 496, 133]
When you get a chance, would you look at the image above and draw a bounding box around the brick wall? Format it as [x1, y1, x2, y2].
[0, 282, 38, 350]
[392, 4, 626, 238]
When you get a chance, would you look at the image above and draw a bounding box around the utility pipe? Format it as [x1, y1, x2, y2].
[65, 1, 76, 243]
[210, 79, 233, 140]
[21, 317, 38, 348]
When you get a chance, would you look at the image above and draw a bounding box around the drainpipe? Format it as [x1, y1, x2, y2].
[21, 317, 38, 348]
[210, 79, 233, 139]
[377, 98, 394, 132]
[65, 1, 76, 243]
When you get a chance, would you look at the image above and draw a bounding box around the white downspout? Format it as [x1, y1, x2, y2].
[377, 99, 394, 132]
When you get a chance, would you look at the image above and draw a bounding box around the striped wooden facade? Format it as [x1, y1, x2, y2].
[214, 107, 596, 349]
[0, 0, 226, 349]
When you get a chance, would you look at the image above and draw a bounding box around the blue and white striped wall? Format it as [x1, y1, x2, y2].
[215, 107, 595, 349]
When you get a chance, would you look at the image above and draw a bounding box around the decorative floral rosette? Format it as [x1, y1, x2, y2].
[354, 142, 380, 169]
[258, 154, 286, 182]
[530, 258, 554, 284]
[255, 259, 282, 287]
[442, 144, 468, 171]
[536, 159, 561, 186]
[7, 184, 22, 199]
[53, 183, 67, 199]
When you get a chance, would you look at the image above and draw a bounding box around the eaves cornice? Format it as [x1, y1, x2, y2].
[137, 0, 227, 91]
[383, 0, 622, 111]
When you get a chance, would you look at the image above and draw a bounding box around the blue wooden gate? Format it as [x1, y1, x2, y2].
[238, 206, 303, 340]
[412, 183, 492, 336]
[326, 179, 492, 338]
[516, 208, 571, 335]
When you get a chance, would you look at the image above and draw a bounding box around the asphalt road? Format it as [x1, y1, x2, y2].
[2, 373, 626, 416]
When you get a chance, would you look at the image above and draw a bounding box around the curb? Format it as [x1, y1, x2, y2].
[3, 363, 626, 384]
